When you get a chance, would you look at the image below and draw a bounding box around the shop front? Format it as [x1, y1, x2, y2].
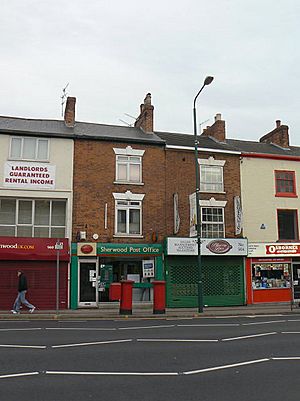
[246, 242, 300, 304]
[165, 237, 248, 307]
[0, 237, 70, 310]
[70, 242, 163, 309]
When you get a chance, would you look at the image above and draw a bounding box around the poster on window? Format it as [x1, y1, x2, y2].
[189, 193, 197, 237]
[3, 161, 56, 189]
[142, 260, 155, 278]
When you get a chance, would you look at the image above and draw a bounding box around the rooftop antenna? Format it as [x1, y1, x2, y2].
[61, 83, 69, 117]
[119, 119, 132, 126]
[118, 113, 137, 127]
[199, 118, 210, 133]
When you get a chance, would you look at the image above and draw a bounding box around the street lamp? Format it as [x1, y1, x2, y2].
[193, 76, 214, 313]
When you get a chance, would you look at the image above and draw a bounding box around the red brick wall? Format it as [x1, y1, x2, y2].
[164, 149, 242, 238]
[72, 140, 166, 244]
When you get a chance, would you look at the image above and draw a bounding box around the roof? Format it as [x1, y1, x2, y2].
[0, 116, 165, 146]
[1, 115, 300, 157]
[156, 130, 300, 157]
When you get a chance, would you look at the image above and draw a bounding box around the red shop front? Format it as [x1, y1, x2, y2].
[246, 242, 300, 304]
[0, 237, 70, 310]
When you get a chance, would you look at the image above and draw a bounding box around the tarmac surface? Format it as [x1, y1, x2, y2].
[1, 301, 299, 320]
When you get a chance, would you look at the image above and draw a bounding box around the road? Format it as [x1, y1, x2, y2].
[0, 315, 300, 401]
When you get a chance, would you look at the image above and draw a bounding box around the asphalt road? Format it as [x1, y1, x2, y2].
[0, 315, 300, 401]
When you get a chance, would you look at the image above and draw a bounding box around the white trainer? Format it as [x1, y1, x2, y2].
[29, 307, 36, 313]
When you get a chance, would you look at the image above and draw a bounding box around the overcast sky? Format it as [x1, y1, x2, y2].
[1, 0, 299, 144]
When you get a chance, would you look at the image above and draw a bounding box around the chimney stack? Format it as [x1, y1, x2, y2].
[259, 120, 289, 148]
[201, 113, 226, 142]
[134, 93, 154, 133]
[64, 97, 76, 128]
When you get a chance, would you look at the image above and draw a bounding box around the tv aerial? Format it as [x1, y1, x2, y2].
[119, 113, 136, 127]
[60, 83, 69, 116]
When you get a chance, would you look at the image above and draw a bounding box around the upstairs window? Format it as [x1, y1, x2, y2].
[0, 198, 66, 238]
[201, 207, 225, 238]
[277, 209, 298, 240]
[10, 137, 49, 161]
[275, 170, 297, 197]
[114, 146, 145, 184]
[200, 157, 225, 193]
[113, 191, 145, 237]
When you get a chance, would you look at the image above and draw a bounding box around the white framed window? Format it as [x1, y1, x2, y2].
[9, 136, 49, 161]
[200, 198, 227, 238]
[0, 198, 66, 238]
[201, 207, 225, 238]
[200, 157, 225, 193]
[113, 191, 145, 237]
[114, 146, 145, 184]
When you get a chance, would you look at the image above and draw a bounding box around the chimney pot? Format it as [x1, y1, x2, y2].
[276, 120, 281, 128]
[215, 113, 222, 121]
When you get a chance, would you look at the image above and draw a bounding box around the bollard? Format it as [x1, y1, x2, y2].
[119, 280, 134, 315]
[153, 280, 166, 314]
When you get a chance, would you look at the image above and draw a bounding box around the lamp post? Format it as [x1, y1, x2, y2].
[193, 76, 214, 313]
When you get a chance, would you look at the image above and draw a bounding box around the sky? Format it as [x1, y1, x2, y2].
[1, 0, 300, 144]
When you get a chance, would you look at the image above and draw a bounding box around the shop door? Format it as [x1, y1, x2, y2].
[292, 263, 300, 302]
[78, 260, 98, 307]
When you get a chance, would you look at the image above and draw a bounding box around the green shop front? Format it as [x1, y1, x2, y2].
[165, 237, 247, 307]
[70, 242, 163, 309]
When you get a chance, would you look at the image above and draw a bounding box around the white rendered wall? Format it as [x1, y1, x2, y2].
[240, 156, 300, 242]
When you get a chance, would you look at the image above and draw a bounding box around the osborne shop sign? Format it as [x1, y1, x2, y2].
[249, 242, 300, 257]
[4, 161, 56, 189]
[166, 237, 248, 256]
[0, 237, 69, 261]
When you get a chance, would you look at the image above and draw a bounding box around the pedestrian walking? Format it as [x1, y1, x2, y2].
[11, 270, 36, 314]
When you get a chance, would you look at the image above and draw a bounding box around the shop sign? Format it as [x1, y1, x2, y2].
[234, 196, 243, 235]
[77, 242, 97, 256]
[166, 238, 248, 256]
[0, 237, 69, 261]
[249, 242, 300, 257]
[3, 161, 56, 189]
[189, 193, 197, 238]
[173, 193, 180, 234]
[97, 243, 162, 256]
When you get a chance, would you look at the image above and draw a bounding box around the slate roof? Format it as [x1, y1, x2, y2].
[156, 130, 300, 157]
[0, 116, 165, 146]
[1, 115, 300, 157]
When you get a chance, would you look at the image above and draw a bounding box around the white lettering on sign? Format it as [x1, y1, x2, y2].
[4, 161, 56, 189]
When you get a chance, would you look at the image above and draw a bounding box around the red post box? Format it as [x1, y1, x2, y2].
[153, 280, 166, 314]
[109, 283, 121, 301]
[119, 280, 134, 315]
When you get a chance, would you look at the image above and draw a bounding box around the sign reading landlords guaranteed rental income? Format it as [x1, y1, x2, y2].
[4, 161, 56, 189]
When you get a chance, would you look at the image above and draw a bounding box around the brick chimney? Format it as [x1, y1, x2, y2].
[64, 97, 76, 128]
[201, 113, 226, 142]
[259, 120, 289, 148]
[134, 93, 154, 133]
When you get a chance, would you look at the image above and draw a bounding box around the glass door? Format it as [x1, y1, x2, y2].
[78, 259, 98, 307]
[292, 263, 300, 302]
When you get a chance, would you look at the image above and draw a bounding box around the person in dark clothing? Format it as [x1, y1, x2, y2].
[11, 270, 36, 314]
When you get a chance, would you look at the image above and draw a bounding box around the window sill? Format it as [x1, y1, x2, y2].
[8, 158, 50, 162]
[275, 193, 298, 198]
[113, 234, 144, 239]
[200, 191, 226, 194]
[114, 181, 144, 186]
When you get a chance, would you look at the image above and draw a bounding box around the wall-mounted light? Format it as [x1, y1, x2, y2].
[260, 224, 266, 230]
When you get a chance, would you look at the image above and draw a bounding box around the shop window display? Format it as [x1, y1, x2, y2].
[252, 263, 291, 289]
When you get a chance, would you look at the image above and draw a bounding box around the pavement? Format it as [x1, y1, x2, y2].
[1, 301, 300, 320]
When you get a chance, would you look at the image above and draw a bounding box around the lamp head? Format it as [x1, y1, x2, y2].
[204, 76, 214, 86]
